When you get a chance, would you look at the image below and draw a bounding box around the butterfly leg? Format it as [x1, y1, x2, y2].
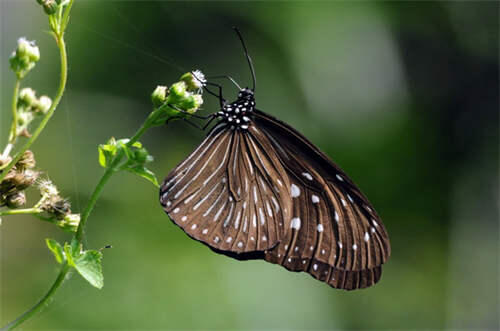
[204, 82, 226, 108]
[166, 104, 216, 120]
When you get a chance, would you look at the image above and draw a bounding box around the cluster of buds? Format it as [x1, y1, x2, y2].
[0, 151, 38, 208]
[9, 38, 40, 79]
[36, 0, 70, 15]
[16, 88, 52, 137]
[37, 179, 80, 231]
[151, 70, 205, 118]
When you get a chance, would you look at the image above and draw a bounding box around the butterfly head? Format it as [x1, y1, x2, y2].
[217, 88, 255, 130]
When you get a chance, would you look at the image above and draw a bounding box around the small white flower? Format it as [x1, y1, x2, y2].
[191, 70, 206, 89]
[38, 179, 59, 198]
[38, 96, 52, 113]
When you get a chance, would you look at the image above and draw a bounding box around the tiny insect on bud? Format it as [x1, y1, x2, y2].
[151, 85, 168, 108]
[36, 96, 52, 114]
[5, 192, 26, 209]
[18, 88, 37, 108]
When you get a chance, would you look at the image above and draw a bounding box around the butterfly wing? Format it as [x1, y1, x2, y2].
[160, 122, 292, 253]
[252, 109, 390, 290]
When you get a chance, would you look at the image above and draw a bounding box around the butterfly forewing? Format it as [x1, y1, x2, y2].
[160, 122, 292, 253]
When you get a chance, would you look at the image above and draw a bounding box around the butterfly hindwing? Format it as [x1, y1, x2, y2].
[253, 109, 390, 290]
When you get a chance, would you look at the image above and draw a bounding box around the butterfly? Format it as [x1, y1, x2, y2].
[160, 29, 390, 290]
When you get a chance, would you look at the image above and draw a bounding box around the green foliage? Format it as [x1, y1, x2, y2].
[98, 138, 159, 187]
[46, 238, 104, 289]
[46, 239, 64, 264]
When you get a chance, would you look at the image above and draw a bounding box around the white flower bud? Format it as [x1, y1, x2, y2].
[37, 96, 52, 114]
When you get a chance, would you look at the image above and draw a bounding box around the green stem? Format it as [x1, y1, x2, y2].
[74, 155, 119, 242]
[0, 264, 70, 331]
[0, 208, 41, 216]
[75, 117, 152, 242]
[7, 79, 21, 148]
[0, 34, 67, 183]
[61, 0, 75, 33]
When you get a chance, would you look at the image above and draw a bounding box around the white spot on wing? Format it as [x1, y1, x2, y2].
[291, 217, 301, 230]
[336, 174, 343, 181]
[311, 195, 320, 203]
[259, 208, 265, 225]
[317, 224, 324, 232]
[352, 244, 358, 250]
[291, 184, 301, 198]
[302, 172, 313, 181]
[173, 208, 180, 214]
[364, 232, 370, 242]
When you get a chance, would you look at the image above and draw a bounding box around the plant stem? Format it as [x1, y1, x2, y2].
[0, 208, 41, 216]
[75, 116, 152, 243]
[0, 34, 67, 183]
[0, 264, 70, 331]
[7, 79, 21, 149]
[74, 155, 119, 242]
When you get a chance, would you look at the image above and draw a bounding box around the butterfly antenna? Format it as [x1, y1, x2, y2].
[233, 27, 256, 92]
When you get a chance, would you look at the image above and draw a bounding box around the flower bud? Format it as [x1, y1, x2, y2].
[36, 96, 52, 114]
[151, 85, 168, 108]
[5, 192, 26, 208]
[57, 213, 80, 232]
[17, 38, 40, 62]
[16, 151, 36, 170]
[42, 0, 58, 15]
[13, 169, 38, 190]
[180, 70, 206, 91]
[38, 179, 59, 198]
[0, 155, 12, 168]
[10, 38, 39, 78]
[18, 88, 37, 108]
[134, 148, 151, 164]
[17, 111, 34, 127]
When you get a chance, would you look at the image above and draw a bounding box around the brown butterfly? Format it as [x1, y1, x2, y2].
[159, 29, 390, 290]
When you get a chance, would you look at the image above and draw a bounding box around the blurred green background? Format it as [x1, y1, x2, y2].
[1, 1, 498, 330]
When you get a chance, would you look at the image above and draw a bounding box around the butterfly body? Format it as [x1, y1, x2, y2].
[160, 30, 390, 290]
[216, 88, 255, 131]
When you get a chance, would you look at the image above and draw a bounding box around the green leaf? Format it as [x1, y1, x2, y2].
[46, 238, 65, 264]
[73, 250, 104, 289]
[98, 137, 118, 168]
[125, 165, 159, 187]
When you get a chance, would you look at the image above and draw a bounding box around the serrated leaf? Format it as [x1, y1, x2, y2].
[46, 238, 65, 264]
[73, 250, 104, 289]
[125, 165, 159, 187]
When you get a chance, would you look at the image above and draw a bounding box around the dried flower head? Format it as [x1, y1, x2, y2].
[5, 191, 26, 208]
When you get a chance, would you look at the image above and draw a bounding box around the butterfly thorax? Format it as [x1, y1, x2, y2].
[217, 88, 255, 130]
